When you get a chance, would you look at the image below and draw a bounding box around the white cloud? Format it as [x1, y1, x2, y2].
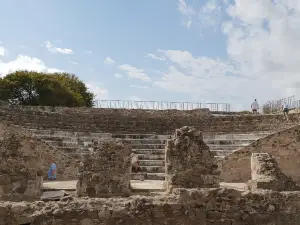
[146, 53, 166, 61]
[198, 0, 223, 29]
[119, 64, 151, 82]
[43, 41, 74, 55]
[177, 0, 195, 28]
[0, 55, 62, 77]
[130, 85, 150, 89]
[104, 57, 115, 65]
[84, 50, 92, 54]
[153, 49, 280, 110]
[167, 0, 300, 110]
[0, 46, 6, 56]
[86, 83, 109, 100]
[177, 0, 226, 31]
[222, 0, 300, 98]
[114, 73, 123, 79]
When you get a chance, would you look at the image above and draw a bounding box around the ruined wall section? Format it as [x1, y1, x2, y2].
[0, 122, 78, 181]
[165, 126, 220, 190]
[76, 141, 132, 197]
[249, 153, 300, 191]
[220, 125, 300, 184]
[0, 123, 43, 201]
[0, 103, 298, 134]
[2, 189, 300, 225]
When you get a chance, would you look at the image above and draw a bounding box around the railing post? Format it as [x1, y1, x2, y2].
[92, 100, 230, 111]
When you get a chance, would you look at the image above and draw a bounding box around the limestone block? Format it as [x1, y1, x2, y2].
[166, 126, 220, 190]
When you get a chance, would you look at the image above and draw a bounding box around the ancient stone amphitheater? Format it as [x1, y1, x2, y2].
[2, 100, 300, 224]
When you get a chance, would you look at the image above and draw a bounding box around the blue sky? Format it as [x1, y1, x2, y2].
[1, 0, 300, 110]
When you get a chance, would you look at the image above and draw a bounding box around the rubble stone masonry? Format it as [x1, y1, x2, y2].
[76, 141, 132, 197]
[249, 153, 300, 191]
[0, 122, 78, 181]
[0, 124, 43, 201]
[0, 122, 79, 201]
[165, 126, 220, 190]
[2, 188, 300, 224]
[221, 124, 300, 184]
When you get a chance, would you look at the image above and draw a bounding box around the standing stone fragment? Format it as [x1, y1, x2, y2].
[165, 126, 220, 190]
[76, 141, 132, 197]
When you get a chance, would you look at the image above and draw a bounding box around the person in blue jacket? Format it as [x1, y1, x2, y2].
[47, 161, 57, 180]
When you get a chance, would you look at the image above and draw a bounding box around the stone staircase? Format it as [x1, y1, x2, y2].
[27, 128, 272, 181]
[205, 132, 272, 159]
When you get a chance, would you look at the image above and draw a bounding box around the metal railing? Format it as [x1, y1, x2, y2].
[93, 100, 231, 112]
[261, 95, 295, 114]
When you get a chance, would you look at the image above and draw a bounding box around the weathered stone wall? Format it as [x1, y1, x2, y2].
[220, 125, 300, 184]
[0, 122, 78, 185]
[76, 141, 132, 197]
[2, 188, 300, 224]
[248, 153, 300, 191]
[165, 126, 219, 190]
[0, 103, 298, 134]
[0, 124, 43, 201]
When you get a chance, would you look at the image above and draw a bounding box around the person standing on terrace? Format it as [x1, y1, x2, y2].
[251, 99, 259, 114]
[283, 101, 289, 121]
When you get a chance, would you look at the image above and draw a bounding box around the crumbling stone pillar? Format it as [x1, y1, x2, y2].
[165, 126, 220, 190]
[76, 141, 132, 197]
[249, 153, 300, 191]
[0, 134, 43, 201]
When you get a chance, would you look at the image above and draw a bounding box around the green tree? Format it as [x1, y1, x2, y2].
[0, 70, 95, 107]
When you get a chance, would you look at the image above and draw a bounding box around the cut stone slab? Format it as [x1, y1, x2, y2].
[42, 180, 166, 193]
[131, 180, 165, 192]
[41, 190, 65, 201]
[43, 180, 77, 191]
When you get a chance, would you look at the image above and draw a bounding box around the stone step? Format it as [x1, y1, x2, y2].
[210, 150, 234, 156]
[28, 127, 272, 140]
[28, 129, 172, 139]
[112, 134, 172, 140]
[208, 144, 249, 150]
[36, 134, 269, 144]
[41, 136, 252, 151]
[204, 133, 271, 140]
[131, 173, 165, 180]
[132, 149, 165, 155]
[136, 154, 165, 160]
[53, 146, 167, 154]
[139, 166, 165, 173]
[32, 134, 169, 144]
[28, 129, 113, 138]
[36, 134, 258, 145]
[43, 140, 166, 149]
[139, 160, 165, 166]
[56, 147, 92, 154]
[204, 139, 253, 145]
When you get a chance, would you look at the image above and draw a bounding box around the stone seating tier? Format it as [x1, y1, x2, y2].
[0, 106, 298, 134]
[27, 128, 271, 180]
